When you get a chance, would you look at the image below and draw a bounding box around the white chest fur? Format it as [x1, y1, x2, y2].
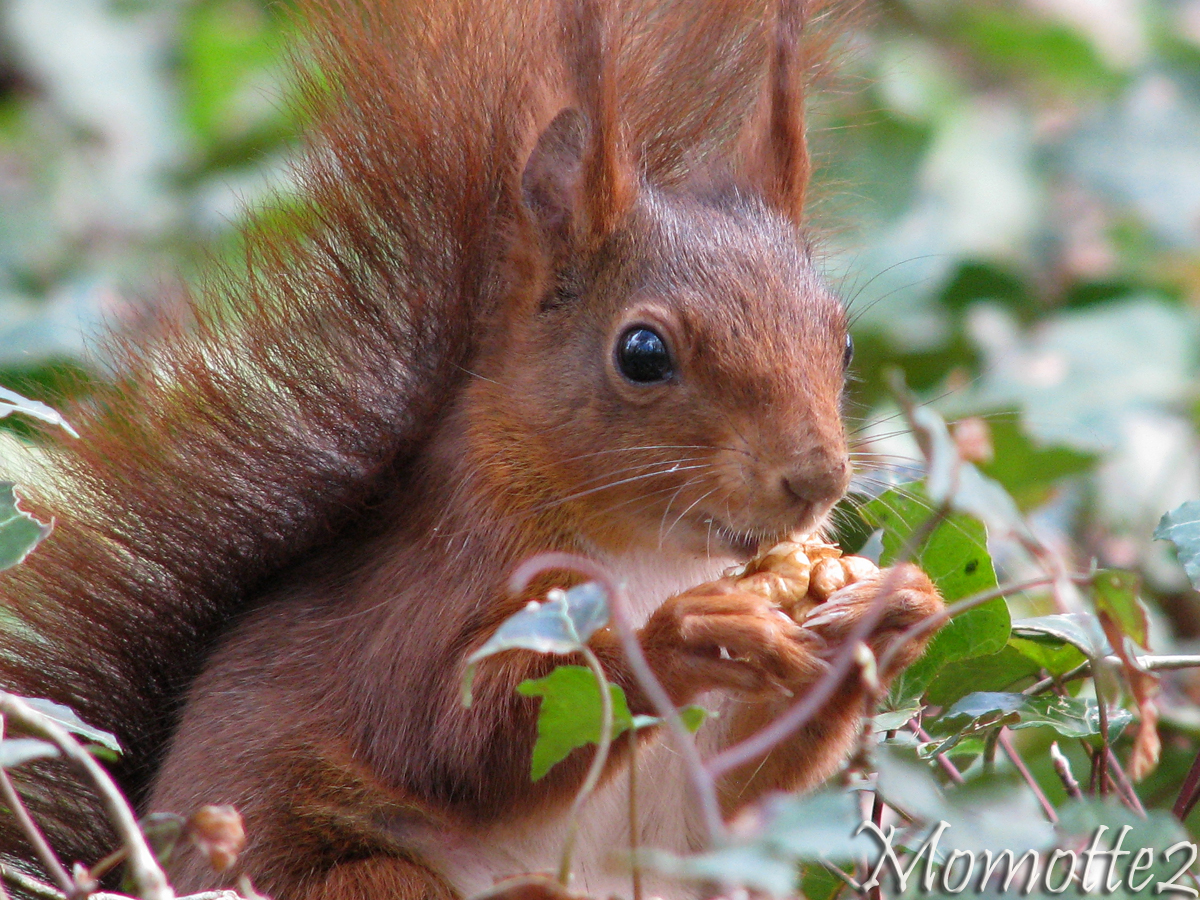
[420, 550, 736, 900]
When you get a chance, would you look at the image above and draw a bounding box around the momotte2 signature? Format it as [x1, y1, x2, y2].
[850, 822, 1199, 896]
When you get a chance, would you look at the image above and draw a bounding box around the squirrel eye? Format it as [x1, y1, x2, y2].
[843, 333, 854, 371]
[617, 327, 673, 384]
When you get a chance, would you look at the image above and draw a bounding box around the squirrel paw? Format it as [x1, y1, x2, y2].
[641, 580, 828, 702]
[800, 562, 944, 676]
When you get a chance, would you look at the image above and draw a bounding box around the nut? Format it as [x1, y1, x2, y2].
[840, 555, 879, 584]
[810, 557, 848, 601]
[738, 571, 790, 601]
[756, 542, 811, 594]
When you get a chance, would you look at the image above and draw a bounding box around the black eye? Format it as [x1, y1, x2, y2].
[617, 327, 673, 384]
[843, 333, 854, 370]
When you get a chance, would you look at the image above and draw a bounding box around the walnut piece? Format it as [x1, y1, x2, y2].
[733, 536, 880, 621]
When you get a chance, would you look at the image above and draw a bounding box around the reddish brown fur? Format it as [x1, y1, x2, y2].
[0, 1, 941, 898]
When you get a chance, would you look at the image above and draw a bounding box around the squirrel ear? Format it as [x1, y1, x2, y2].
[521, 107, 588, 246]
[741, 0, 812, 225]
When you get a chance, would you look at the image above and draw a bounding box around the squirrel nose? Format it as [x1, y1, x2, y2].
[781, 452, 850, 508]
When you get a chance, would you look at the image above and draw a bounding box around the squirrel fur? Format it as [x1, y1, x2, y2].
[0, 0, 943, 898]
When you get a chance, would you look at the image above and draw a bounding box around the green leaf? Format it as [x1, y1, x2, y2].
[1091, 569, 1149, 648]
[864, 488, 1008, 701]
[924, 645, 1041, 707]
[874, 706, 921, 733]
[461, 581, 609, 704]
[1155, 501, 1200, 591]
[1007, 635, 1087, 677]
[0, 483, 51, 571]
[899, 390, 1030, 539]
[631, 705, 710, 734]
[961, 300, 1197, 451]
[517, 665, 631, 781]
[933, 691, 1130, 755]
[874, 745, 1056, 854]
[0, 737, 57, 768]
[23, 697, 121, 753]
[945, 4, 1122, 95]
[1011, 614, 1111, 658]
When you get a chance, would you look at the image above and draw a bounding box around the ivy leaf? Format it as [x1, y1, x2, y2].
[931, 691, 1130, 756]
[1010, 614, 1111, 658]
[0, 737, 58, 768]
[864, 488, 1008, 703]
[631, 706, 709, 734]
[900, 396, 1029, 540]
[1155, 501, 1200, 592]
[518, 665, 631, 781]
[518, 665, 708, 781]
[1007, 635, 1086, 677]
[461, 582, 609, 705]
[977, 413, 1096, 510]
[924, 645, 1041, 707]
[1092, 569, 1149, 649]
[23, 697, 121, 753]
[875, 745, 1056, 854]
[874, 706, 922, 732]
[0, 483, 51, 571]
[1058, 799, 1190, 895]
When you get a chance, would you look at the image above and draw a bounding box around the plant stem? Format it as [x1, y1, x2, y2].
[628, 729, 642, 900]
[998, 727, 1056, 823]
[1091, 662, 1112, 798]
[0, 717, 74, 897]
[557, 645, 615, 886]
[1025, 654, 1200, 697]
[0, 692, 174, 900]
[908, 721, 964, 784]
[1106, 749, 1147, 818]
[1050, 743, 1082, 800]
[0, 863, 66, 900]
[1173, 744, 1200, 821]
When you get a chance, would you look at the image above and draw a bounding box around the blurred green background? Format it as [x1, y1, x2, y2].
[3, 0, 1200, 817]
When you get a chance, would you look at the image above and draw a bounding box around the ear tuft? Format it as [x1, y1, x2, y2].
[521, 108, 588, 246]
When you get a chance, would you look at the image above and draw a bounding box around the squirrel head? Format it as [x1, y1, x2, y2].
[465, 102, 851, 562]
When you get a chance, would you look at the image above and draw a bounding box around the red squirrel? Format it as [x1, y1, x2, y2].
[0, 0, 943, 897]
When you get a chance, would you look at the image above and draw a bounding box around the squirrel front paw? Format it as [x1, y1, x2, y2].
[800, 562, 944, 677]
[640, 580, 829, 703]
